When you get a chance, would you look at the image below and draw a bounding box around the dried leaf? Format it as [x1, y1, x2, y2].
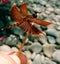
[11, 5, 24, 21]
[10, 2, 52, 36]
[30, 18, 52, 26]
[20, 2, 28, 16]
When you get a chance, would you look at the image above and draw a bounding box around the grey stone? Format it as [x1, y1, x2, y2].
[56, 37, 60, 44]
[45, 4, 51, 7]
[43, 44, 56, 57]
[46, 28, 60, 37]
[43, 57, 57, 64]
[33, 54, 42, 64]
[0, 45, 11, 52]
[6, 35, 18, 46]
[46, 7, 54, 12]
[55, 25, 60, 31]
[11, 47, 18, 52]
[12, 27, 24, 35]
[45, 10, 51, 15]
[39, 0, 47, 5]
[24, 51, 32, 59]
[31, 52, 36, 60]
[54, 9, 60, 15]
[27, 60, 33, 64]
[53, 50, 60, 62]
[29, 43, 42, 53]
[52, 15, 60, 23]
[39, 34, 48, 44]
[47, 36, 56, 44]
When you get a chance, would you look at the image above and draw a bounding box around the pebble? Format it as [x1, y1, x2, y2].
[12, 27, 24, 35]
[56, 1, 60, 8]
[52, 15, 60, 23]
[32, 4, 45, 12]
[27, 60, 33, 64]
[43, 57, 57, 64]
[46, 7, 54, 12]
[32, 54, 42, 64]
[54, 9, 60, 15]
[29, 43, 42, 53]
[41, 55, 56, 64]
[33, 54, 56, 64]
[29, 0, 34, 3]
[45, 4, 51, 7]
[39, 34, 48, 44]
[37, 13, 47, 19]
[55, 25, 60, 31]
[45, 10, 51, 15]
[6, 35, 18, 46]
[53, 50, 60, 62]
[11, 47, 18, 52]
[56, 37, 60, 44]
[39, 0, 47, 5]
[0, 45, 12, 52]
[31, 52, 36, 60]
[24, 51, 32, 59]
[46, 28, 59, 37]
[47, 36, 56, 44]
[19, 0, 23, 3]
[43, 44, 56, 57]
[33, 6, 42, 13]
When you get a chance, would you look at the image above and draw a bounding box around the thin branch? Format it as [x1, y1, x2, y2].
[17, 33, 29, 56]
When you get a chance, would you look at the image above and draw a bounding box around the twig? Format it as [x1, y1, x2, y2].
[17, 33, 29, 56]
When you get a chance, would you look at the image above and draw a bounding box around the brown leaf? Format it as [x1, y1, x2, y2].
[11, 4, 24, 21]
[20, 2, 28, 16]
[30, 18, 52, 26]
[10, 2, 52, 36]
